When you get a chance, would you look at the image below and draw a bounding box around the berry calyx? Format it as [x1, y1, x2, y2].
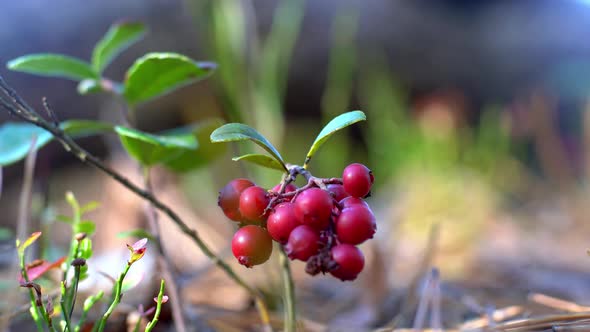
[239, 186, 270, 223]
[231, 225, 273, 267]
[329, 244, 365, 281]
[327, 184, 349, 202]
[293, 188, 333, 230]
[335, 205, 376, 245]
[267, 202, 300, 244]
[218, 178, 255, 221]
[285, 225, 321, 261]
[342, 163, 374, 198]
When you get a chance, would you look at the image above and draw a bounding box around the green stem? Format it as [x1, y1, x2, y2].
[95, 263, 132, 332]
[279, 247, 296, 332]
[19, 251, 44, 332]
[75, 291, 103, 332]
[60, 282, 72, 332]
[144, 279, 166, 332]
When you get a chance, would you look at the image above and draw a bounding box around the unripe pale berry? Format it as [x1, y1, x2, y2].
[218, 178, 255, 221]
[267, 202, 300, 244]
[329, 244, 365, 281]
[239, 186, 270, 224]
[285, 225, 321, 261]
[336, 205, 376, 245]
[293, 188, 333, 230]
[342, 163, 374, 198]
[232, 225, 273, 267]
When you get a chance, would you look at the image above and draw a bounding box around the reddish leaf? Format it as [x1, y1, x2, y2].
[18, 256, 66, 283]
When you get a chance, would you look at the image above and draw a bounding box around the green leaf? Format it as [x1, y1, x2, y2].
[116, 229, 156, 243]
[92, 21, 146, 73]
[115, 126, 198, 166]
[7, 54, 98, 81]
[232, 154, 285, 171]
[0, 120, 113, 166]
[305, 111, 366, 166]
[80, 201, 101, 214]
[163, 118, 227, 172]
[123, 52, 216, 105]
[79, 238, 93, 260]
[77, 79, 103, 95]
[210, 123, 287, 171]
[75, 221, 96, 236]
[0, 123, 54, 166]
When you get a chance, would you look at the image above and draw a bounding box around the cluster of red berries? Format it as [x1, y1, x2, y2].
[217, 163, 376, 281]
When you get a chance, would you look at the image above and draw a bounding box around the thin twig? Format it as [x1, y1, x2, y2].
[0, 75, 272, 330]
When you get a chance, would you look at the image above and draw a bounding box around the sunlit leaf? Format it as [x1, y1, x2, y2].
[115, 126, 198, 166]
[210, 123, 287, 171]
[92, 21, 146, 73]
[7, 54, 97, 81]
[123, 52, 216, 105]
[305, 111, 366, 166]
[162, 118, 227, 172]
[232, 154, 285, 171]
[17, 231, 42, 252]
[77, 79, 103, 95]
[79, 238, 93, 260]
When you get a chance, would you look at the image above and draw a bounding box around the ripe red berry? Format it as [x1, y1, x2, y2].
[293, 188, 333, 230]
[218, 178, 255, 221]
[267, 202, 300, 244]
[335, 205, 376, 245]
[339, 196, 369, 210]
[285, 225, 321, 261]
[239, 186, 270, 223]
[327, 184, 349, 202]
[231, 225, 273, 267]
[329, 244, 365, 281]
[342, 163, 374, 198]
[272, 183, 297, 194]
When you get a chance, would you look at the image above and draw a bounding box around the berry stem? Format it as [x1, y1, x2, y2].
[279, 246, 296, 332]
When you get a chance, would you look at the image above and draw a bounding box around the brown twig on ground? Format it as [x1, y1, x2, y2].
[529, 293, 590, 313]
[0, 75, 272, 331]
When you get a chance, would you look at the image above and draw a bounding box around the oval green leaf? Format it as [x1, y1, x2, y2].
[77, 79, 103, 95]
[0, 120, 113, 166]
[163, 118, 227, 173]
[115, 126, 198, 167]
[92, 21, 147, 73]
[210, 123, 287, 171]
[7, 54, 98, 81]
[123, 52, 216, 105]
[75, 221, 96, 236]
[304, 111, 366, 166]
[232, 154, 285, 171]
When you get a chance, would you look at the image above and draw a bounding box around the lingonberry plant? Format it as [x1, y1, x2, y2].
[211, 110, 376, 282]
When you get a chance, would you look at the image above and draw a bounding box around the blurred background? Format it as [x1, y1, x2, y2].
[3, 0, 590, 330]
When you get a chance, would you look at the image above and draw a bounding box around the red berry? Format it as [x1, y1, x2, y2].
[329, 244, 364, 281]
[342, 163, 374, 198]
[339, 196, 369, 210]
[327, 184, 349, 202]
[293, 188, 333, 230]
[272, 183, 297, 194]
[232, 225, 273, 267]
[218, 178, 255, 221]
[336, 205, 376, 245]
[267, 202, 300, 244]
[285, 225, 321, 261]
[239, 186, 270, 223]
